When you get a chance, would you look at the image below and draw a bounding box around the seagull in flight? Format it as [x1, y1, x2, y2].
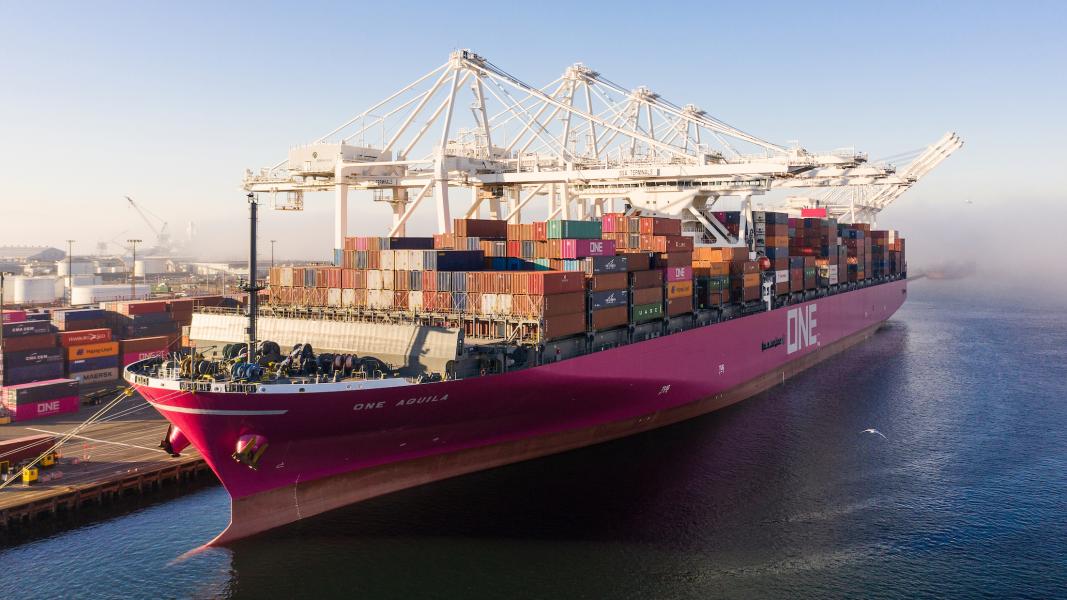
[861, 428, 888, 440]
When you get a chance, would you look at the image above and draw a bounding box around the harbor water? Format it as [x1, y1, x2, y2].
[2, 280, 1065, 599]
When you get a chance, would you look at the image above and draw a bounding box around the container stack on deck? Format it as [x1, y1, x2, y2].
[266, 214, 906, 343]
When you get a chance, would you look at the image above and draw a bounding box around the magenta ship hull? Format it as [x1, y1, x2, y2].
[127, 280, 906, 544]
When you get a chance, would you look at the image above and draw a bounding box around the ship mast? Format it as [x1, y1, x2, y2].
[244, 193, 264, 359]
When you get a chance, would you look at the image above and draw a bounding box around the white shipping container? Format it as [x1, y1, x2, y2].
[480, 293, 497, 315]
[394, 250, 407, 270]
[408, 250, 424, 271]
[380, 250, 395, 271]
[366, 270, 382, 290]
[327, 288, 342, 307]
[280, 267, 293, 287]
[496, 293, 513, 315]
[382, 269, 394, 291]
[408, 290, 423, 310]
[341, 288, 356, 308]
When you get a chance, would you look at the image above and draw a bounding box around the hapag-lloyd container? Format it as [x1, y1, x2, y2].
[2, 395, 79, 422]
[58, 328, 112, 347]
[67, 341, 119, 360]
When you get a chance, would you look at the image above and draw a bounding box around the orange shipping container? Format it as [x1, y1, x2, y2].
[67, 341, 119, 360]
[666, 281, 693, 299]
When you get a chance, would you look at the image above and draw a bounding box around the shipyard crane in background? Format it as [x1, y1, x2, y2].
[243, 50, 962, 252]
[125, 195, 172, 255]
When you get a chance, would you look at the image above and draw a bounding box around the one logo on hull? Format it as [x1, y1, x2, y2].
[787, 304, 818, 354]
[38, 401, 60, 414]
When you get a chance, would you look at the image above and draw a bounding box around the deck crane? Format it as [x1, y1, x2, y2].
[125, 196, 172, 254]
[243, 50, 961, 252]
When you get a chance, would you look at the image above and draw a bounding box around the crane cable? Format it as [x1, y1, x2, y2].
[0, 387, 137, 489]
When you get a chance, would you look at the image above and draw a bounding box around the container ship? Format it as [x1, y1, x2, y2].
[126, 209, 909, 544]
[122, 51, 958, 543]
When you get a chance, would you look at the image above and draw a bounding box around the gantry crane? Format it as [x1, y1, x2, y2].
[243, 50, 961, 251]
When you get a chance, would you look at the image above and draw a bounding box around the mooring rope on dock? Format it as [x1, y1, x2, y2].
[0, 388, 137, 490]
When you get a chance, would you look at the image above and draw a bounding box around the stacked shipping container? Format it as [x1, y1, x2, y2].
[266, 215, 905, 342]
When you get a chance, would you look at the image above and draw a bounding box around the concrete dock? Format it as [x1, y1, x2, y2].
[0, 386, 212, 530]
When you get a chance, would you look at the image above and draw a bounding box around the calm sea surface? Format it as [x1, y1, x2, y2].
[2, 280, 1065, 599]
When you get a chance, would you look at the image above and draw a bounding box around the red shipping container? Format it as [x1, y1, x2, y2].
[588, 272, 628, 292]
[630, 270, 664, 288]
[589, 306, 628, 330]
[121, 336, 170, 354]
[666, 266, 692, 282]
[1, 334, 56, 352]
[58, 328, 112, 347]
[632, 286, 663, 305]
[528, 271, 585, 295]
[639, 217, 682, 236]
[118, 301, 167, 315]
[2, 310, 27, 324]
[666, 296, 694, 316]
[541, 312, 586, 340]
[664, 236, 694, 252]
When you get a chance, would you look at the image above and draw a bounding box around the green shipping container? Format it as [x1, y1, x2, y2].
[631, 302, 664, 323]
[546, 219, 602, 240]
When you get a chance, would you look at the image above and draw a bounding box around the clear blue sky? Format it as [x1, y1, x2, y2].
[1, 1, 1065, 274]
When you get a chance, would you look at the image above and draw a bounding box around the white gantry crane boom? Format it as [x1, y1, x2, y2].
[784, 132, 964, 224]
[243, 50, 961, 251]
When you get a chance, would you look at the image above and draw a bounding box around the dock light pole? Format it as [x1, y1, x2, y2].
[65, 239, 75, 305]
[270, 240, 276, 270]
[127, 239, 142, 299]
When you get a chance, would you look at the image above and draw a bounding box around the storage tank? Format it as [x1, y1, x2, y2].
[55, 260, 95, 277]
[135, 257, 169, 276]
[11, 277, 58, 305]
[70, 284, 149, 305]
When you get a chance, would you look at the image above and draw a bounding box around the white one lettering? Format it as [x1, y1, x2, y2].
[787, 304, 819, 355]
[352, 401, 385, 411]
[38, 401, 60, 413]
